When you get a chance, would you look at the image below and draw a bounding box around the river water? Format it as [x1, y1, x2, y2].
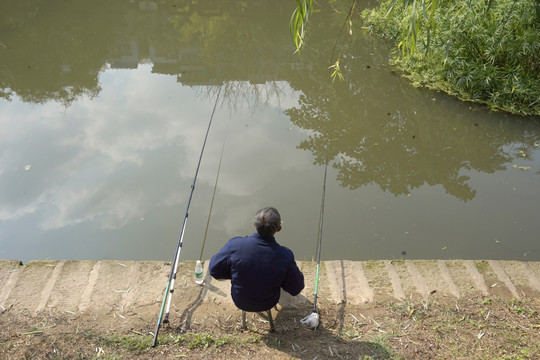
[1, 0, 539, 263]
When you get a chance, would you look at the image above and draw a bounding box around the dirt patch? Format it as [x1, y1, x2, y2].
[1, 293, 539, 359]
[2, 259, 540, 359]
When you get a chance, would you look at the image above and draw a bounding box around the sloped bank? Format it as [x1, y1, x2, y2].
[1, 259, 539, 359]
[1, 259, 540, 318]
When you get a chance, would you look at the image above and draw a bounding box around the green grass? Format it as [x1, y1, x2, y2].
[475, 261, 489, 272]
[96, 331, 260, 353]
[97, 334, 158, 352]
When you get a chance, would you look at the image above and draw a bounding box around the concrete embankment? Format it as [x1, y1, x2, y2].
[1, 259, 539, 321]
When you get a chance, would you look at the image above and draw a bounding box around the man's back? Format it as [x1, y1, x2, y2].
[209, 233, 304, 312]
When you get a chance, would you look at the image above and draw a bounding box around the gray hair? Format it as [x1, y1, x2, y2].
[253, 207, 281, 237]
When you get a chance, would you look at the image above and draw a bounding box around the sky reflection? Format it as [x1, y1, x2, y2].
[0, 65, 321, 261]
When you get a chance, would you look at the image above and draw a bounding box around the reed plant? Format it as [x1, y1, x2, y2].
[362, 0, 540, 116]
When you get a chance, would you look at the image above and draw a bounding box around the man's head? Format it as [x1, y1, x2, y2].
[254, 207, 282, 237]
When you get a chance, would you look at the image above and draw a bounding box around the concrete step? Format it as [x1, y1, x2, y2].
[1, 259, 539, 319]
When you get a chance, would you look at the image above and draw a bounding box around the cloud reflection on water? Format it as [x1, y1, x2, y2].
[0, 65, 316, 261]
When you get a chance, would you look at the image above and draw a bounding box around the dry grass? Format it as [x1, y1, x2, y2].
[1, 294, 539, 359]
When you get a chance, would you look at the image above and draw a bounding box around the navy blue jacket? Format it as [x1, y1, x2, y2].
[209, 233, 304, 312]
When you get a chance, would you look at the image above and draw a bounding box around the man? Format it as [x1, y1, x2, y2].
[209, 207, 304, 312]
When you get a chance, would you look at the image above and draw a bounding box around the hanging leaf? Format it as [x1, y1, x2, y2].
[329, 60, 344, 82]
[290, 0, 313, 53]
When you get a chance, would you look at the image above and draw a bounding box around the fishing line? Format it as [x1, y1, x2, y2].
[152, 85, 222, 347]
[301, 150, 329, 329]
[199, 132, 227, 262]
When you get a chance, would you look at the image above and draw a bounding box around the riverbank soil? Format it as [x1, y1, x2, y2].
[1, 294, 539, 359]
[1, 259, 539, 359]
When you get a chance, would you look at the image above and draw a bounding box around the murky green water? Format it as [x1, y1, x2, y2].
[1, 0, 539, 263]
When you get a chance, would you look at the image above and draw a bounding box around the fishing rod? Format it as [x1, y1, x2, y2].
[313, 153, 328, 313]
[301, 150, 329, 330]
[152, 86, 222, 348]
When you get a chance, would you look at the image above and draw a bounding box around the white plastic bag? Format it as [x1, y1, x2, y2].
[300, 312, 319, 329]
